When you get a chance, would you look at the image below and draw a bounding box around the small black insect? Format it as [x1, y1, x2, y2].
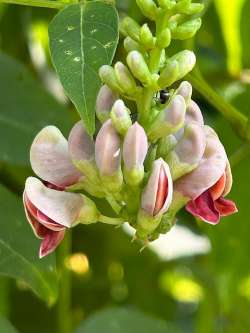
[155, 89, 171, 104]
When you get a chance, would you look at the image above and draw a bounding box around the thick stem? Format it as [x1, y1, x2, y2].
[57, 231, 72, 333]
[99, 215, 124, 225]
[0, 0, 70, 8]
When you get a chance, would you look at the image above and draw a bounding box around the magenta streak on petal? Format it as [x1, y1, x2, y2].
[154, 167, 168, 216]
[214, 197, 238, 217]
[186, 190, 220, 224]
[39, 229, 65, 258]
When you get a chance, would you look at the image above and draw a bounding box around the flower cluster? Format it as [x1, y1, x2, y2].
[23, 0, 237, 257]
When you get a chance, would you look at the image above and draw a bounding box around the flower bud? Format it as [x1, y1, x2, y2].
[186, 100, 204, 125]
[136, 0, 158, 21]
[124, 37, 142, 53]
[114, 62, 138, 96]
[30, 126, 81, 189]
[165, 123, 206, 180]
[156, 28, 171, 49]
[157, 60, 179, 88]
[140, 24, 155, 49]
[95, 120, 123, 191]
[68, 121, 99, 183]
[157, 0, 175, 10]
[123, 122, 148, 185]
[157, 135, 177, 159]
[177, 2, 204, 15]
[96, 85, 118, 123]
[99, 65, 123, 94]
[110, 100, 132, 136]
[147, 95, 186, 141]
[158, 50, 196, 88]
[120, 17, 140, 42]
[175, 81, 192, 105]
[127, 51, 152, 86]
[171, 18, 202, 40]
[136, 159, 173, 239]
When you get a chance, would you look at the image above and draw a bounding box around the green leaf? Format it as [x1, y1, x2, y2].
[0, 184, 58, 305]
[49, 1, 119, 135]
[214, 0, 246, 76]
[0, 315, 19, 333]
[75, 307, 179, 333]
[0, 52, 74, 166]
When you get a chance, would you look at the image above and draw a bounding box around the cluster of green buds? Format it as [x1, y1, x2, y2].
[23, 0, 237, 258]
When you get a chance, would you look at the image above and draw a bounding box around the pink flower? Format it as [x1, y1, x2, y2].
[175, 126, 238, 224]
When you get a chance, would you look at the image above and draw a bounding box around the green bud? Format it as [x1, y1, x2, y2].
[120, 17, 140, 42]
[157, 0, 176, 10]
[136, 209, 162, 240]
[78, 194, 100, 225]
[114, 62, 138, 96]
[124, 37, 142, 53]
[136, 0, 158, 21]
[157, 134, 177, 159]
[110, 100, 132, 136]
[99, 65, 123, 93]
[186, 3, 204, 15]
[157, 60, 179, 88]
[156, 27, 171, 49]
[158, 50, 196, 88]
[127, 51, 152, 86]
[175, 0, 190, 12]
[171, 18, 202, 40]
[140, 24, 155, 49]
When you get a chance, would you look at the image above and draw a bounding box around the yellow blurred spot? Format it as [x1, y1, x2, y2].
[31, 21, 48, 47]
[238, 275, 250, 301]
[108, 261, 124, 281]
[65, 253, 89, 275]
[159, 270, 203, 303]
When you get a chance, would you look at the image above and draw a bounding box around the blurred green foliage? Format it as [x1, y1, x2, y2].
[0, 1, 250, 332]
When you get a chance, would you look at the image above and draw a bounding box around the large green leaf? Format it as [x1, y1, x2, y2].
[76, 308, 179, 333]
[0, 315, 19, 333]
[214, 0, 246, 76]
[48, 1, 119, 135]
[0, 52, 74, 166]
[0, 184, 58, 305]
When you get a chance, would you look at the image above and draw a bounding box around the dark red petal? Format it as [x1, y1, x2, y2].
[186, 190, 220, 224]
[154, 166, 168, 216]
[39, 229, 65, 258]
[26, 209, 48, 238]
[37, 210, 65, 232]
[214, 197, 238, 217]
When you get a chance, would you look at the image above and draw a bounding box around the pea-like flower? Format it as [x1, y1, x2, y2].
[175, 126, 238, 224]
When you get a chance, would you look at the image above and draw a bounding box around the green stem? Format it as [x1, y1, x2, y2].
[0, 0, 75, 9]
[188, 70, 248, 140]
[230, 142, 250, 168]
[57, 231, 72, 333]
[99, 215, 124, 225]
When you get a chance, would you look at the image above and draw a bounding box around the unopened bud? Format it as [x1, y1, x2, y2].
[120, 17, 140, 42]
[136, 0, 158, 21]
[175, 81, 192, 104]
[124, 37, 142, 53]
[99, 65, 123, 94]
[158, 51, 196, 88]
[147, 95, 186, 141]
[110, 100, 132, 136]
[186, 100, 204, 125]
[114, 62, 138, 96]
[136, 158, 173, 239]
[123, 122, 148, 185]
[179, 2, 204, 15]
[95, 120, 123, 191]
[140, 24, 155, 49]
[156, 28, 171, 49]
[96, 85, 118, 123]
[127, 51, 152, 86]
[157, 0, 175, 10]
[166, 123, 206, 180]
[157, 134, 177, 159]
[172, 18, 202, 40]
[157, 60, 179, 88]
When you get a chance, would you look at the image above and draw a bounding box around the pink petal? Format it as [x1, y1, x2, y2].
[30, 126, 81, 188]
[214, 197, 238, 217]
[36, 211, 65, 232]
[39, 229, 65, 258]
[154, 166, 168, 215]
[186, 191, 220, 224]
